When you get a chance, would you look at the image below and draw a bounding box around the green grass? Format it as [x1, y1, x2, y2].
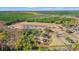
[0, 11, 78, 26]
[0, 12, 34, 23]
[38, 11, 79, 15]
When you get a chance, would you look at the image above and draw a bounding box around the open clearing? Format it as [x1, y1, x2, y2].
[8, 21, 79, 50]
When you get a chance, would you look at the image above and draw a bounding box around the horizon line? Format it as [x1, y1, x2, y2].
[0, 7, 79, 11]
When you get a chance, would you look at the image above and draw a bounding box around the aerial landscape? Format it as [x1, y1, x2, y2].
[0, 7, 79, 51]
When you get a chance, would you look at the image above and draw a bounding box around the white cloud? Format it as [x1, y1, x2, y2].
[0, 0, 79, 7]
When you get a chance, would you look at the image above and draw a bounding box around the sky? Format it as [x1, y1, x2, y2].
[0, 7, 79, 11]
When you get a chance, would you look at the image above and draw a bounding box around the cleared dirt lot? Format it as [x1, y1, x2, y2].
[9, 22, 66, 46]
[9, 22, 65, 30]
[8, 22, 79, 50]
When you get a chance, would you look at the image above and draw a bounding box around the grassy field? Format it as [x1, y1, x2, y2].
[0, 11, 78, 26]
[38, 11, 79, 15]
